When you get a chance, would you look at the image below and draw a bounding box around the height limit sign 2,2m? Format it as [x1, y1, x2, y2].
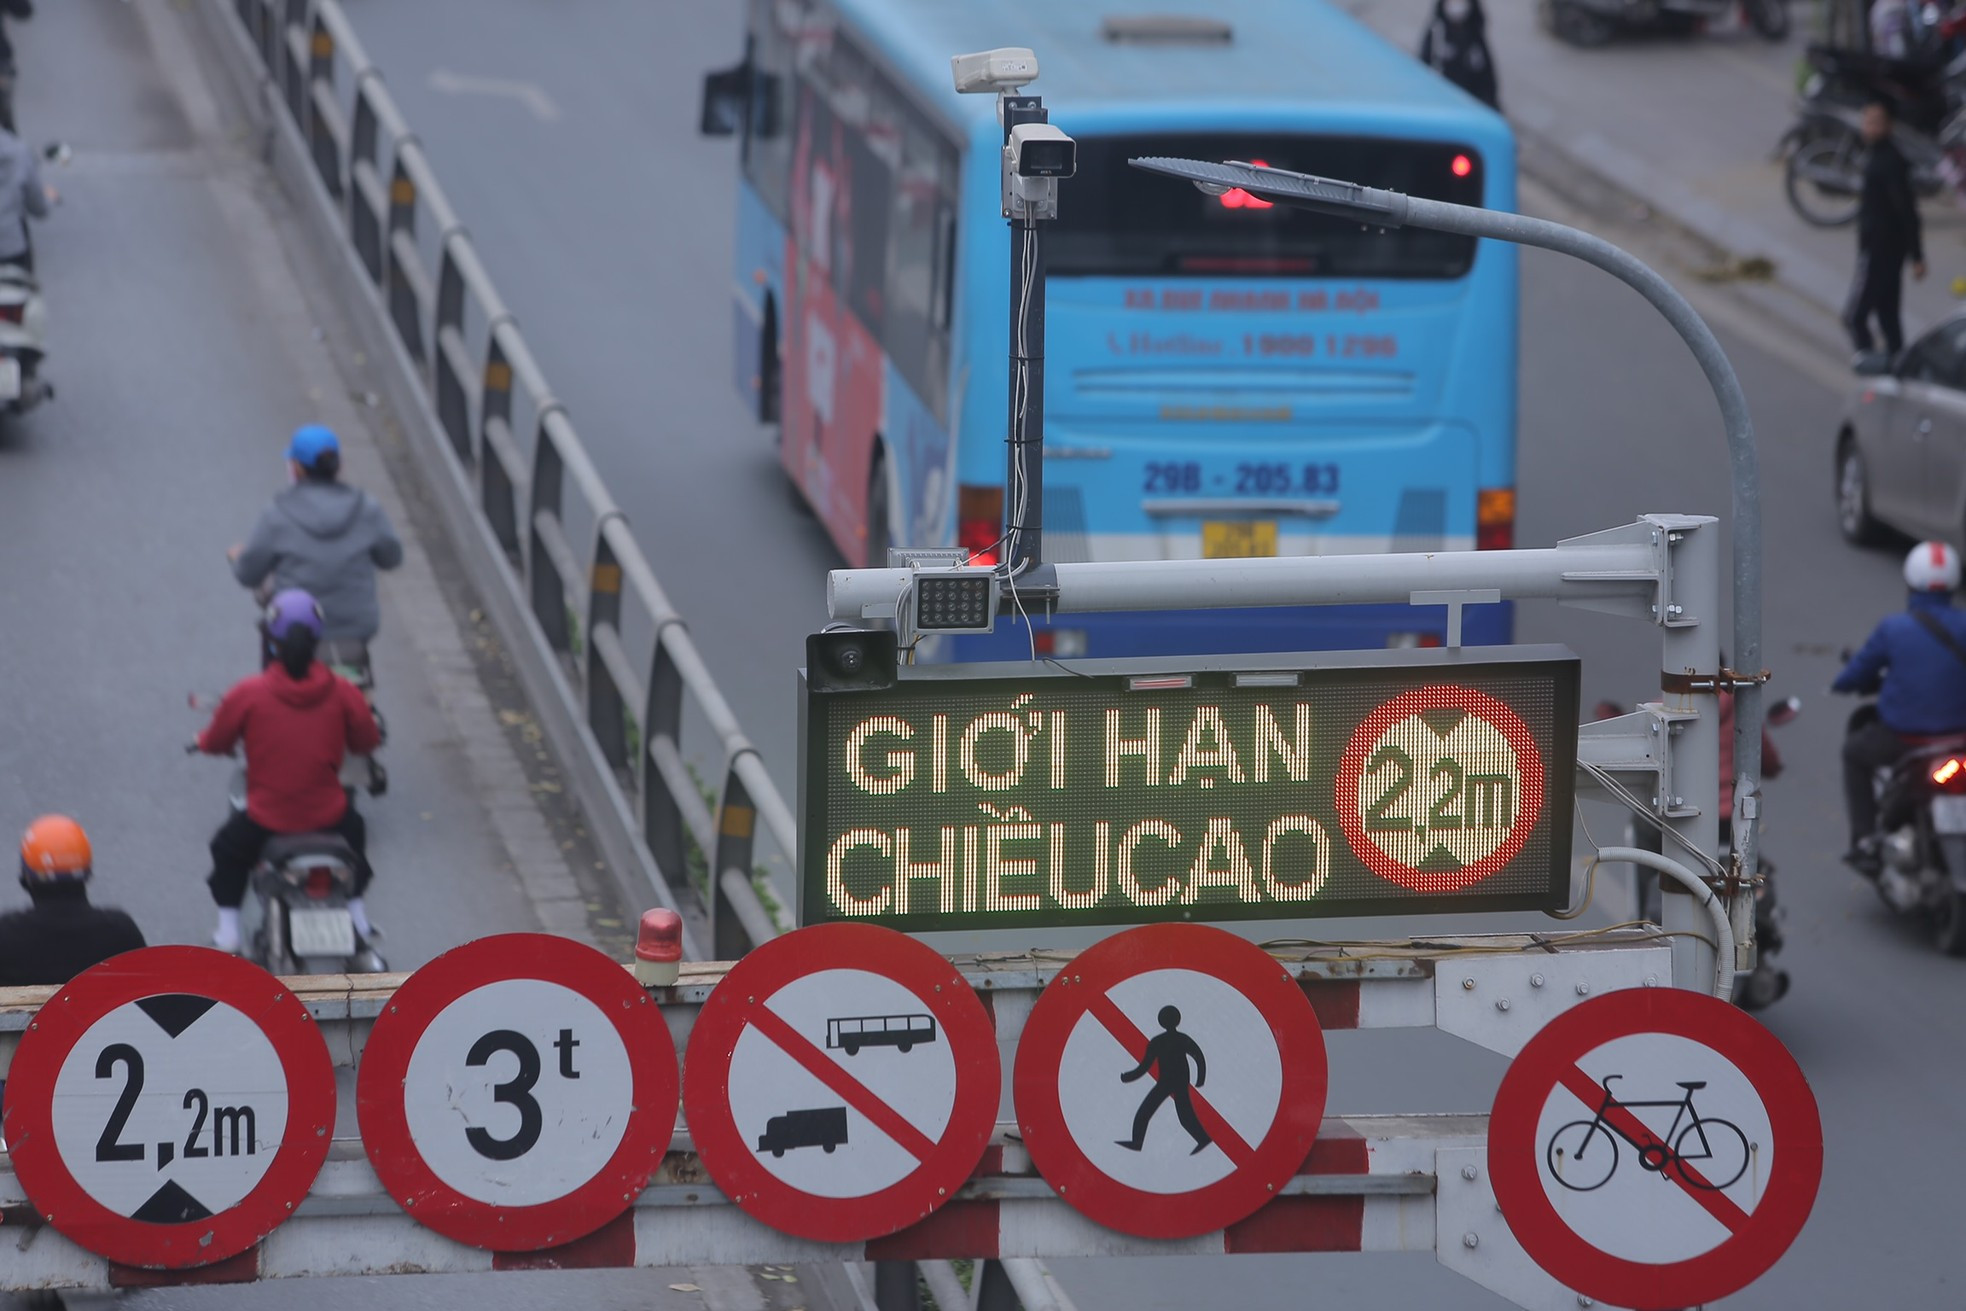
[2, 947, 337, 1269]
[356, 934, 679, 1252]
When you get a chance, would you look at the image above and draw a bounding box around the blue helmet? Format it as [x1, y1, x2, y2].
[263, 588, 324, 642]
[286, 424, 340, 471]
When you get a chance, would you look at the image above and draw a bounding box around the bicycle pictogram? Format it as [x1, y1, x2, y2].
[1545, 1075, 1751, 1193]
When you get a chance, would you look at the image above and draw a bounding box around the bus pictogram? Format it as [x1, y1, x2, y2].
[825, 1012, 938, 1055]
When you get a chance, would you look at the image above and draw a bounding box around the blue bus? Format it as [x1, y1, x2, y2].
[701, 0, 1518, 658]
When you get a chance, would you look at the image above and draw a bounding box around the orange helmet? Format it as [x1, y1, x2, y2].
[20, 814, 91, 884]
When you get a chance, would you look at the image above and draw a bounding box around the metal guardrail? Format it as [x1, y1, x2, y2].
[212, 8, 1089, 1305]
[226, 0, 789, 961]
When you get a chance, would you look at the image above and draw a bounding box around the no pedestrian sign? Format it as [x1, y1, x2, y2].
[1489, 989, 1823, 1310]
[1, 947, 336, 1269]
[682, 923, 999, 1243]
[356, 934, 679, 1252]
[1012, 923, 1328, 1239]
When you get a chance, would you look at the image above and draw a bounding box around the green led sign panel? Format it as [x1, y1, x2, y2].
[798, 646, 1580, 932]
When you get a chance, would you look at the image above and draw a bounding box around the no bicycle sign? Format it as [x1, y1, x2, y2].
[1489, 989, 1823, 1310]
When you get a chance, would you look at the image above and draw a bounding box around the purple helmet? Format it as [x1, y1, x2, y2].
[263, 588, 324, 641]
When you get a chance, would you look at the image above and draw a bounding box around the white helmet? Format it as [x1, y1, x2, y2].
[1905, 541, 1962, 592]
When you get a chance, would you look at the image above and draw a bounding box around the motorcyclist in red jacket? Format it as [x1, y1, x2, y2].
[196, 589, 380, 953]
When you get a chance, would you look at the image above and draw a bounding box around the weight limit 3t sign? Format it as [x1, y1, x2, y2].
[357, 934, 679, 1252]
[2, 947, 336, 1269]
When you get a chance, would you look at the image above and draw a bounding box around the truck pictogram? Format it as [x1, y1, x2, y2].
[757, 1106, 849, 1157]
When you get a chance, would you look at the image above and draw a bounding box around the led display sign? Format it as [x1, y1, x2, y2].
[799, 647, 1579, 932]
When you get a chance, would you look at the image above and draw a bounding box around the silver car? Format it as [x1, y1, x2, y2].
[1838, 316, 1966, 547]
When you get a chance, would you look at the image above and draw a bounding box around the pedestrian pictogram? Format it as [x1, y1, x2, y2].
[1334, 684, 1546, 893]
[1116, 1005, 1211, 1155]
[356, 933, 678, 1252]
[1, 947, 335, 1269]
[1489, 988, 1823, 1310]
[1012, 923, 1327, 1239]
[682, 922, 998, 1242]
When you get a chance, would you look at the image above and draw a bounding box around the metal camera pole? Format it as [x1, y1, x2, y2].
[1126, 158, 1766, 965]
[1000, 90, 1051, 576]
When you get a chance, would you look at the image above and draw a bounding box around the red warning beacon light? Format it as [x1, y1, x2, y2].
[634, 907, 684, 987]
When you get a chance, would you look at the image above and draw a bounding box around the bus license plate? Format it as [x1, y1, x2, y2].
[1933, 794, 1966, 833]
[1203, 521, 1277, 559]
[288, 908, 356, 959]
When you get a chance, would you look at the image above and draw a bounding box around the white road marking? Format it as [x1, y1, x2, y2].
[427, 69, 562, 123]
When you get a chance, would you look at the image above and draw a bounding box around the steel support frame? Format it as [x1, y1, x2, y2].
[833, 513, 1740, 983]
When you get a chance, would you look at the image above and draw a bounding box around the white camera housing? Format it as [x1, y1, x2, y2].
[1003, 123, 1075, 220]
[1009, 122, 1075, 179]
[951, 47, 1039, 95]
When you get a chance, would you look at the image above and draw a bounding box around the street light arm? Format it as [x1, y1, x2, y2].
[1127, 157, 1765, 899]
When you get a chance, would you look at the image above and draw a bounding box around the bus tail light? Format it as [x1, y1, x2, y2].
[958, 484, 1003, 566]
[1033, 628, 1088, 658]
[1477, 487, 1515, 551]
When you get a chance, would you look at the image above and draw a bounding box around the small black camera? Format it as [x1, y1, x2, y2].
[806, 627, 898, 692]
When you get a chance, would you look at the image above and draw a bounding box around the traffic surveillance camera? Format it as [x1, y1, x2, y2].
[1010, 123, 1075, 179]
[951, 47, 1039, 95]
[1004, 122, 1075, 219]
[806, 627, 898, 693]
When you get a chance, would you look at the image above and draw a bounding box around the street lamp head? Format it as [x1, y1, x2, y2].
[1128, 156, 1409, 228]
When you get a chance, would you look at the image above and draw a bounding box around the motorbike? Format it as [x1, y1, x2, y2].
[239, 828, 387, 976]
[320, 636, 388, 797]
[1845, 700, 1966, 954]
[0, 143, 69, 417]
[0, 263, 49, 414]
[1594, 694, 1799, 1010]
[1780, 42, 1966, 226]
[1540, 0, 1790, 47]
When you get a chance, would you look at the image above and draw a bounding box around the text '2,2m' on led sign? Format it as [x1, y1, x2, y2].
[798, 647, 1580, 932]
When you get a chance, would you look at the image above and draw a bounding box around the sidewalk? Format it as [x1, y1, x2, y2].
[1345, 0, 1966, 353]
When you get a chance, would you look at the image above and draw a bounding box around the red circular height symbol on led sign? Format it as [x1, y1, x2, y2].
[1334, 684, 1545, 892]
[1013, 923, 1327, 1239]
[1, 947, 336, 1270]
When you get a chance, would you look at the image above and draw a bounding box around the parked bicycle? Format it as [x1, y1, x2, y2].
[1781, 42, 1966, 226]
[1545, 1075, 1751, 1192]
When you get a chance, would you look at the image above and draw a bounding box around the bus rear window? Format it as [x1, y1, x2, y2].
[1051, 134, 1485, 280]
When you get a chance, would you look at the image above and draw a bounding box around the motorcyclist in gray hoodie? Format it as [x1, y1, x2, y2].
[230, 424, 402, 643]
[229, 424, 402, 793]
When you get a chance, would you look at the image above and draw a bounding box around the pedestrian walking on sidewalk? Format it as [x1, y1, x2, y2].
[1843, 99, 1927, 358]
[1419, 0, 1499, 110]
